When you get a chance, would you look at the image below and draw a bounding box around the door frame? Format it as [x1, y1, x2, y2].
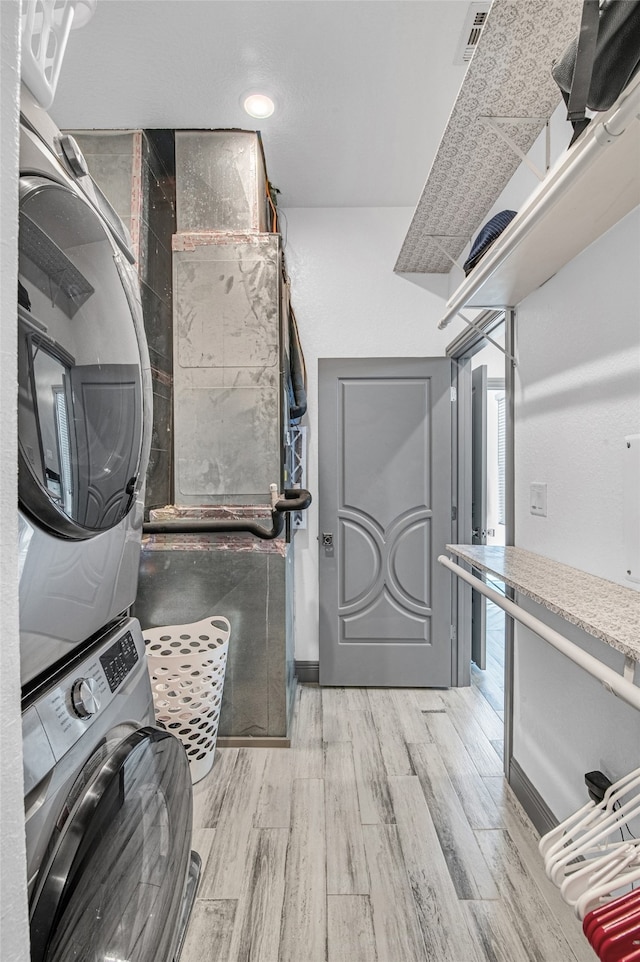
[471, 363, 488, 671]
[446, 308, 516, 777]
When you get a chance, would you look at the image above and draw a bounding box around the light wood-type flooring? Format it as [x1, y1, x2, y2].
[181, 604, 594, 962]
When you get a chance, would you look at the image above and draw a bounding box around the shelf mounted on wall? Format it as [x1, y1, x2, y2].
[395, 0, 640, 344]
[437, 71, 640, 330]
[394, 0, 585, 277]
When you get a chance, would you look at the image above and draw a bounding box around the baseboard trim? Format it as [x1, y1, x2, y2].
[508, 756, 557, 837]
[295, 660, 320, 683]
[216, 736, 290, 749]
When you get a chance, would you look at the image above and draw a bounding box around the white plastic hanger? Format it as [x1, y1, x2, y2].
[540, 768, 640, 863]
[560, 840, 640, 906]
[547, 793, 640, 885]
[576, 861, 640, 919]
[539, 799, 601, 859]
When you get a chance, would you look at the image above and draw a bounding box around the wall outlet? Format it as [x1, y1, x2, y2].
[585, 770, 612, 803]
[530, 482, 547, 517]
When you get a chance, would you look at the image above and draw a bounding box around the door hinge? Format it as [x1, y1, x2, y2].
[450, 625, 457, 643]
[451, 505, 457, 522]
[450, 386, 457, 402]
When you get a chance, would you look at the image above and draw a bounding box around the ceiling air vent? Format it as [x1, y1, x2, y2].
[454, 2, 490, 65]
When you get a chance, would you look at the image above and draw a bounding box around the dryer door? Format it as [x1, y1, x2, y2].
[18, 176, 149, 540]
[29, 728, 193, 962]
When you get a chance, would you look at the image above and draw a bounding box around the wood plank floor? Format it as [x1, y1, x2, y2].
[181, 616, 593, 962]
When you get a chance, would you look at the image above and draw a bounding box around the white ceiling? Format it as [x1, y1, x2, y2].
[51, 0, 473, 209]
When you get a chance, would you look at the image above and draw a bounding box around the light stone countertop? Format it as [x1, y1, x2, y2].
[445, 545, 640, 663]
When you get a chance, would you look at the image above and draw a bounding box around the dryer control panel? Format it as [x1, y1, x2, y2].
[22, 619, 145, 795]
[99, 630, 139, 692]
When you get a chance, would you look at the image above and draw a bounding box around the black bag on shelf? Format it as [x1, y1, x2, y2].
[463, 210, 518, 277]
[552, 0, 640, 145]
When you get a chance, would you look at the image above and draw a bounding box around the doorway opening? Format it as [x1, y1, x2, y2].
[471, 339, 506, 722]
[447, 308, 515, 771]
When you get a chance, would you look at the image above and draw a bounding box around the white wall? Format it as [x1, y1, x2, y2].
[513, 207, 640, 819]
[454, 96, 640, 821]
[282, 206, 463, 661]
[0, 2, 30, 959]
[516, 208, 640, 576]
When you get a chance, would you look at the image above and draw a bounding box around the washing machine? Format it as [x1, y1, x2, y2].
[23, 615, 200, 962]
[18, 85, 153, 691]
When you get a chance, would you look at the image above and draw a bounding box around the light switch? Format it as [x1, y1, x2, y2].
[530, 482, 547, 517]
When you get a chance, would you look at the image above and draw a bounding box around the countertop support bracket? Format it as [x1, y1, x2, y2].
[427, 235, 469, 272]
[478, 116, 550, 182]
[624, 656, 637, 683]
[451, 310, 518, 366]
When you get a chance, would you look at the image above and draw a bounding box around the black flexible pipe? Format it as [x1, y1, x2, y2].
[288, 307, 307, 422]
[143, 489, 312, 541]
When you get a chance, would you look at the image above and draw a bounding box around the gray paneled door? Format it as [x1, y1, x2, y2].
[318, 358, 452, 687]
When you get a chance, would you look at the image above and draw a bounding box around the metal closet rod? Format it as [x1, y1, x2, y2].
[143, 488, 312, 541]
[438, 554, 640, 713]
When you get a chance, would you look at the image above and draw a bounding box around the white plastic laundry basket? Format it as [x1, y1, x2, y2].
[143, 616, 231, 784]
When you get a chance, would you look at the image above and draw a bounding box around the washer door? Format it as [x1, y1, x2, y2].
[18, 176, 148, 540]
[29, 728, 193, 962]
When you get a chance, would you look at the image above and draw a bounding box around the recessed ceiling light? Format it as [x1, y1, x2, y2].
[243, 93, 275, 119]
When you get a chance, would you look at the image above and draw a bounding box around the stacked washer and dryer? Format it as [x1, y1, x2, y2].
[18, 83, 199, 962]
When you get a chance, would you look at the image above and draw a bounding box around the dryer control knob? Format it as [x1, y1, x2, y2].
[70, 677, 101, 718]
[56, 135, 89, 178]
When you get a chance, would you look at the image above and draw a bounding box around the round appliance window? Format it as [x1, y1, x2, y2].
[18, 177, 145, 539]
[29, 727, 192, 962]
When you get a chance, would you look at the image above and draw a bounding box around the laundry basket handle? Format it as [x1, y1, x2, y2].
[205, 616, 231, 642]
